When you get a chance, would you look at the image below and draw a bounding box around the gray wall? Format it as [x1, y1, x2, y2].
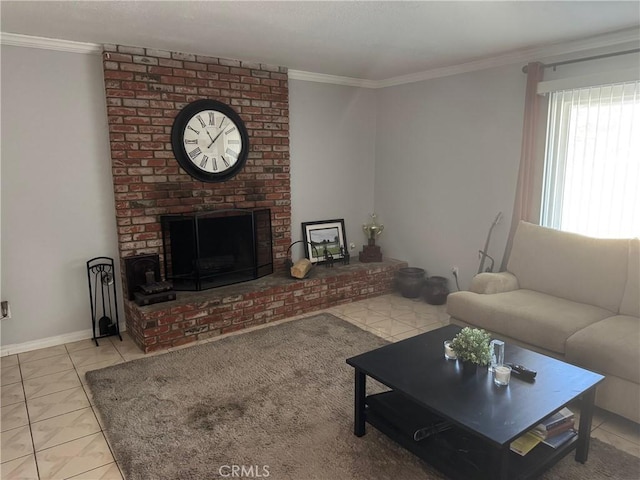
[373, 65, 526, 289]
[289, 80, 377, 256]
[4, 39, 632, 348]
[0, 53, 379, 348]
[0, 49, 547, 346]
[1, 45, 120, 348]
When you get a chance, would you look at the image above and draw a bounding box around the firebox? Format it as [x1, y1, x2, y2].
[160, 209, 273, 291]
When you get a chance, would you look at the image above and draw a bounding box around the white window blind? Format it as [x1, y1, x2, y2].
[540, 80, 640, 238]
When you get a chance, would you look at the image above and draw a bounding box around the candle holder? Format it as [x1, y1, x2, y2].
[494, 365, 512, 386]
[489, 339, 505, 372]
[444, 340, 457, 360]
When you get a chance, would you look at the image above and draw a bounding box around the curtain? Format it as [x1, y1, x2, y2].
[501, 62, 545, 271]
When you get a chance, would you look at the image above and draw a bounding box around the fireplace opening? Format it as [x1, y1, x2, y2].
[160, 209, 273, 291]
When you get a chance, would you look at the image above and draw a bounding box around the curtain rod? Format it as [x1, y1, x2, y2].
[522, 48, 640, 73]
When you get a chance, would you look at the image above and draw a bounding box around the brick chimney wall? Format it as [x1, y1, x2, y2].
[102, 44, 291, 276]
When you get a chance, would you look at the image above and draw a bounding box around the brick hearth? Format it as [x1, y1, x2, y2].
[125, 259, 407, 353]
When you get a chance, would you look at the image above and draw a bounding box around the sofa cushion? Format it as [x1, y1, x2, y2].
[566, 315, 640, 384]
[469, 272, 519, 294]
[507, 222, 629, 313]
[620, 238, 639, 317]
[447, 289, 613, 354]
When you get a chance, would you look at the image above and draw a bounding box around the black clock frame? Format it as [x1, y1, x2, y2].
[171, 99, 250, 183]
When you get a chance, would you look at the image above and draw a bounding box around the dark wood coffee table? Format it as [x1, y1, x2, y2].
[346, 324, 604, 480]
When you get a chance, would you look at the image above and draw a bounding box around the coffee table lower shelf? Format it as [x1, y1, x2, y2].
[366, 397, 579, 480]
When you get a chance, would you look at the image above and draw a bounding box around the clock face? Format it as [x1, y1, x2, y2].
[171, 100, 249, 182]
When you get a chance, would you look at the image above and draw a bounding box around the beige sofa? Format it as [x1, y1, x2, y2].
[447, 221, 640, 423]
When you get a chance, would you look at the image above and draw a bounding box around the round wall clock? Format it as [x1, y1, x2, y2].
[171, 99, 249, 182]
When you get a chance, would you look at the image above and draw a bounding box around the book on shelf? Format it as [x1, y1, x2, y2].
[531, 417, 575, 440]
[532, 407, 574, 436]
[511, 407, 577, 456]
[543, 428, 577, 449]
[510, 431, 543, 456]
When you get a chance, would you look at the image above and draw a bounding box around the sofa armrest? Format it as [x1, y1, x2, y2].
[469, 272, 519, 294]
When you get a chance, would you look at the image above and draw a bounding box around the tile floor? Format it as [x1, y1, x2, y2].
[1, 293, 639, 479]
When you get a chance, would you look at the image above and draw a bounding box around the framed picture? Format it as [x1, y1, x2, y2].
[302, 219, 347, 264]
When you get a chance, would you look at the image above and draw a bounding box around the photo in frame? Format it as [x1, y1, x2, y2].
[301, 219, 347, 264]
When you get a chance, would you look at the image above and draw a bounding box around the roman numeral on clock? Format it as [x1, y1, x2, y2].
[199, 155, 209, 168]
[222, 155, 230, 167]
[188, 147, 202, 160]
[225, 126, 236, 135]
[185, 139, 198, 145]
[197, 115, 206, 128]
[212, 158, 218, 171]
[208, 112, 215, 125]
[225, 149, 238, 159]
[187, 126, 200, 135]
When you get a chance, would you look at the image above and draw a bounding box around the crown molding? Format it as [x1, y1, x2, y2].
[376, 51, 530, 88]
[2, 27, 637, 86]
[0, 32, 101, 55]
[288, 70, 378, 89]
[536, 27, 640, 62]
[294, 27, 640, 89]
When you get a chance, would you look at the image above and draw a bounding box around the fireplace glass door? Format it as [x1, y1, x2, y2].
[161, 209, 273, 291]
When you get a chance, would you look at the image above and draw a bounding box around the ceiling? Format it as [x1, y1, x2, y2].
[1, 1, 639, 81]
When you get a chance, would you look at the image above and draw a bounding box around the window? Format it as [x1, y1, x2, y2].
[540, 81, 640, 238]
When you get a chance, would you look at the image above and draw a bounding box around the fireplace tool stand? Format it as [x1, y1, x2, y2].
[87, 256, 122, 346]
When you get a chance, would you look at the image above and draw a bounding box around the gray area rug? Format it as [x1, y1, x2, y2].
[87, 313, 639, 480]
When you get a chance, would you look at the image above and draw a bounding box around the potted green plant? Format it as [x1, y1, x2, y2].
[450, 327, 492, 373]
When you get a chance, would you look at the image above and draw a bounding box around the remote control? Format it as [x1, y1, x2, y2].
[506, 363, 537, 382]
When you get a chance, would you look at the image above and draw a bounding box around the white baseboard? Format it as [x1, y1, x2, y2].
[1, 323, 127, 357]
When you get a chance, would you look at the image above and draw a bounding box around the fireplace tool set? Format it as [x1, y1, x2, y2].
[86, 257, 122, 346]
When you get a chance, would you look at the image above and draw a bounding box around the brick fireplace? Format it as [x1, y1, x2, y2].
[103, 44, 403, 352]
[103, 44, 291, 265]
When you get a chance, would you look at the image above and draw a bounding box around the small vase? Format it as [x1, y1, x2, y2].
[396, 267, 426, 298]
[424, 276, 450, 305]
[461, 361, 478, 375]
